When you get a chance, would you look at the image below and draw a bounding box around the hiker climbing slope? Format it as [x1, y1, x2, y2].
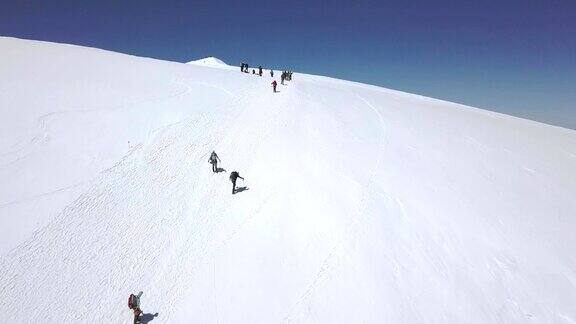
[128, 292, 143, 324]
[208, 151, 221, 173]
[230, 171, 244, 194]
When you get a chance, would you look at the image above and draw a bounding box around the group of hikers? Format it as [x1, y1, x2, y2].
[281, 70, 293, 83]
[126, 153, 244, 320]
[240, 61, 293, 93]
[125, 61, 293, 322]
[240, 62, 265, 76]
[126, 153, 246, 321]
[209, 151, 246, 194]
[126, 154, 243, 322]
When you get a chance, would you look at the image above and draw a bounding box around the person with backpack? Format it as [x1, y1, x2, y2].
[128, 292, 143, 324]
[271, 80, 277, 93]
[229, 171, 244, 194]
[281, 72, 285, 85]
[258, 65, 263, 76]
[270, 70, 274, 77]
[208, 151, 221, 173]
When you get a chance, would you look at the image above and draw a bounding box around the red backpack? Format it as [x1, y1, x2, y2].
[128, 294, 137, 309]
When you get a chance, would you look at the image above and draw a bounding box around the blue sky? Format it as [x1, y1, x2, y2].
[2, 0, 575, 129]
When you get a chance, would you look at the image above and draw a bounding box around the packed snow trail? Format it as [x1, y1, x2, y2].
[2, 37, 576, 323]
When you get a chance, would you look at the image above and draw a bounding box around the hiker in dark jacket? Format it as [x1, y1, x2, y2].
[258, 66, 263, 76]
[230, 171, 244, 194]
[208, 151, 221, 173]
[271, 80, 277, 92]
[270, 70, 274, 77]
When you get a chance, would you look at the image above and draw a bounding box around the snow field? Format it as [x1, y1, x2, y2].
[1, 37, 576, 323]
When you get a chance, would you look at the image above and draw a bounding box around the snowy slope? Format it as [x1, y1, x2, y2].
[1, 37, 576, 323]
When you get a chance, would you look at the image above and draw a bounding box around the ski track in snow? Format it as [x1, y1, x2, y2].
[0, 77, 190, 164]
[0, 180, 87, 209]
[282, 82, 392, 323]
[0, 77, 197, 212]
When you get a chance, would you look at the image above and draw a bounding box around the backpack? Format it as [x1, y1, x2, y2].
[128, 294, 137, 309]
[230, 171, 239, 181]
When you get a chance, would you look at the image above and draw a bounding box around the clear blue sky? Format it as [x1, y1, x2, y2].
[2, 0, 575, 129]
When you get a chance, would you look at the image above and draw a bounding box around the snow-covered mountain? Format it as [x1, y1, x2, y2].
[1, 36, 576, 323]
[187, 56, 230, 68]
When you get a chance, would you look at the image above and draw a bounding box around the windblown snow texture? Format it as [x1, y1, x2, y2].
[1, 37, 576, 323]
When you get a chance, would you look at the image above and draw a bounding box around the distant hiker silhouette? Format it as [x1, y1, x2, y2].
[272, 80, 277, 92]
[208, 151, 221, 173]
[258, 65, 263, 76]
[270, 70, 274, 77]
[230, 171, 244, 194]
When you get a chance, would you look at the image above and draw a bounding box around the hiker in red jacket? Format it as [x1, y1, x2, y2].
[271, 80, 277, 93]
[128, 292, 143, 324]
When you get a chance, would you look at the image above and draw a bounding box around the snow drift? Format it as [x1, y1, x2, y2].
[1, 36, 576, 323]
